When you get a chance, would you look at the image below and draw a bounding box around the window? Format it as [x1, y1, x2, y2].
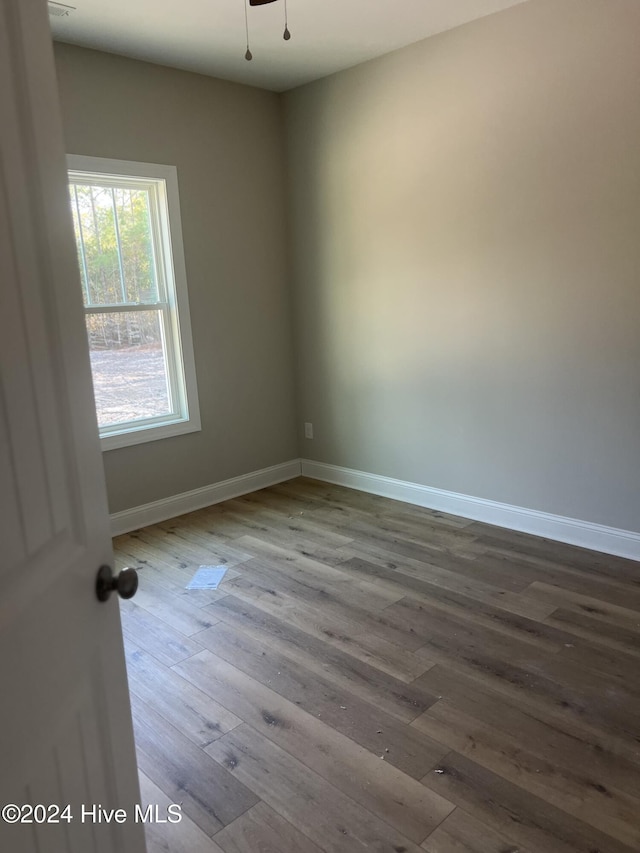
[67, 155, 200, 450]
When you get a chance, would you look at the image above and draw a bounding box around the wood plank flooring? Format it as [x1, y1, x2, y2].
[114, 477, 640, 853]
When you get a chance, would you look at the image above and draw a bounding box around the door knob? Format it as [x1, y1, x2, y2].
[96, 565, 139, 602]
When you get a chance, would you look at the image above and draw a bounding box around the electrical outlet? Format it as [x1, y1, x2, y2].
[304, 422, 314, 440]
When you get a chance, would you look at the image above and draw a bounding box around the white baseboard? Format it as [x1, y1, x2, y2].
[300, 459, 640, 561]
[110, 454, 640, 560]
[110, 459, 302, 537]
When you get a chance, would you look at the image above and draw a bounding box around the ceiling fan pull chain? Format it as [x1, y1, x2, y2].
[244, 0, 253, 60]
[283, 0, 291, 40]
[244, 0, 290, 59]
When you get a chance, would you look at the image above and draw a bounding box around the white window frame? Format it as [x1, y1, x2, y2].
[67, 155, 200, 451]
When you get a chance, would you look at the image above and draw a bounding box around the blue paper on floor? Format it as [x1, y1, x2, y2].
[186, 565, 227, 590]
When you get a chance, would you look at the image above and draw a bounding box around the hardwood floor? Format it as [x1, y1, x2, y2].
[114, 477, 640, 853]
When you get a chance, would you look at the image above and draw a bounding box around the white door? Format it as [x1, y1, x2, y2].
[0, 2, 146, 851]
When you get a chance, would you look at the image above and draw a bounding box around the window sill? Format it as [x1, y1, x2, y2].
[100, 416, 201, 451]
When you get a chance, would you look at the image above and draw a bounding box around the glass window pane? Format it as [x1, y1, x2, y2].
[86, 310, 172, 428]
[70, 183, 158, 306]
[112, 187, 159, 303]
[69, 188, 90, 305]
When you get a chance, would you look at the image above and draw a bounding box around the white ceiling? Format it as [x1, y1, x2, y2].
[49, 0, 529, 93]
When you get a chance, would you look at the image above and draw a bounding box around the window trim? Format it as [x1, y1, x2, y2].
[67, 154, 200, 451]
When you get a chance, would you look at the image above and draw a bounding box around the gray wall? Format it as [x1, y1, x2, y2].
[56, 0, 640, 533]
[54, 44, 297, 513]
[284, 0, 640, 532]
